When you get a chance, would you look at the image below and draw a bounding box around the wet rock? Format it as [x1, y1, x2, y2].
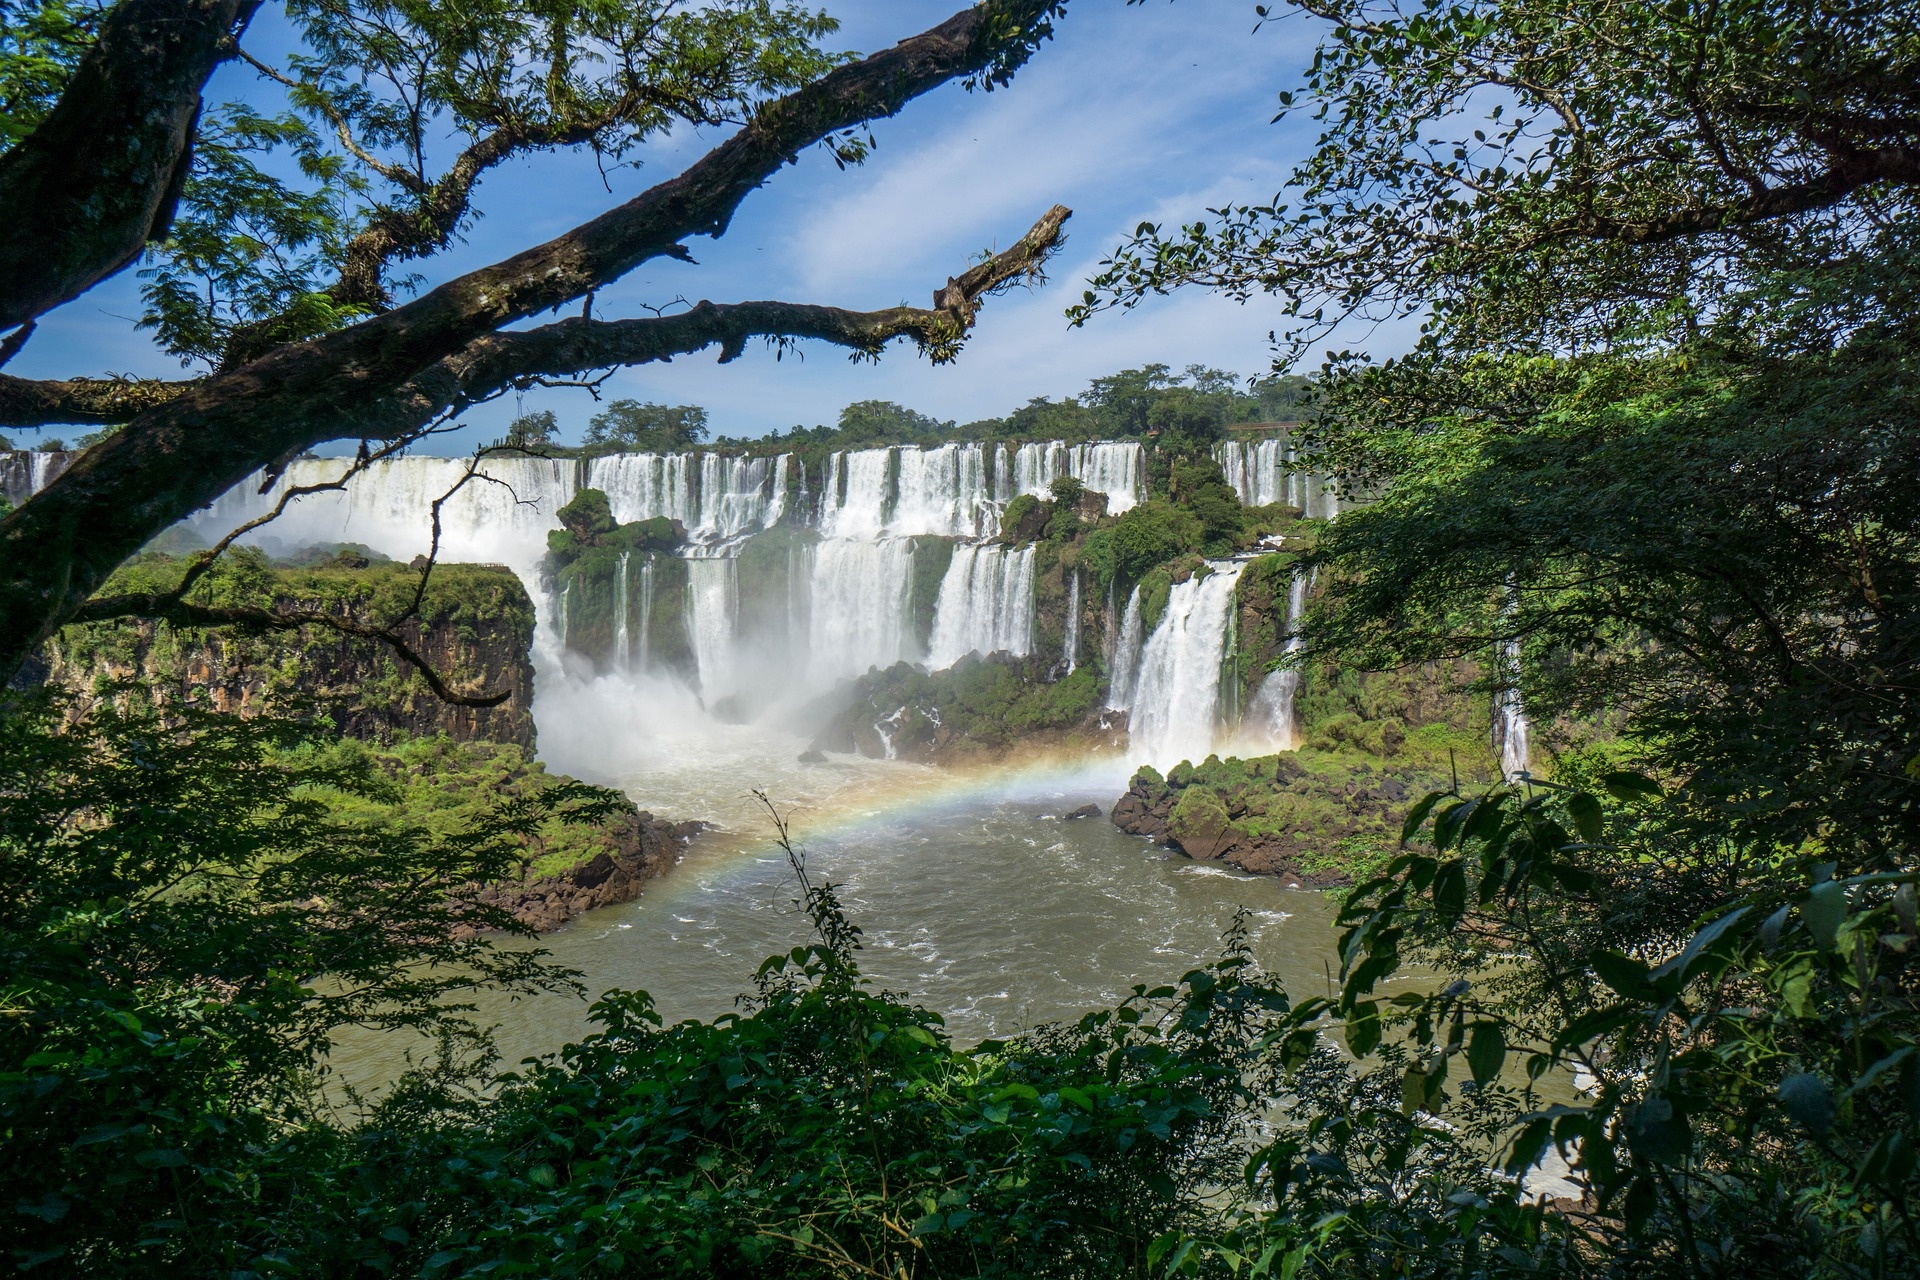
[1061, 803, 1101, 820]
[798, 748, 828, 764]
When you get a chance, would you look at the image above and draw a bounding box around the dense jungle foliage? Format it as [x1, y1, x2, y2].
[6, 0, 1919, 1276]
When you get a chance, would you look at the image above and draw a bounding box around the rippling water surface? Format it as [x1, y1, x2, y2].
[331, 676, 1344, 1089]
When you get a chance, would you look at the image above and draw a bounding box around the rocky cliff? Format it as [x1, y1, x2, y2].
[464, 807, 706, 934]
[1110, 751, 1447, 887]
[45, 550, 538, 748]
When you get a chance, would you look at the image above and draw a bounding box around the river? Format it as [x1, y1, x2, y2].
[328, 671, 1343, 1089]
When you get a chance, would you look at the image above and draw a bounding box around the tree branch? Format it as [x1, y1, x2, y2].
[0, 372, 195, 429]
[0, 2, 1069, 680]
[0, 0, 261, 330]
[435, 203, 1071, 403]
[1542, 143, 1920, 248]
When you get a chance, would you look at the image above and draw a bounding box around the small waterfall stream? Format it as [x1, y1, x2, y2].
[1128, 563, 1247, 767]
[926, 544, 1037, 669]
[1246, 570, 1308, 750]
[1105, 586, 1145, 711]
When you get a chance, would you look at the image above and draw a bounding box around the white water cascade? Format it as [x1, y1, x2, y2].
[1245, 570, 1309, 751]
[1061, 571, 1081, 674]
[1496, 637, 1531, 781]
[1213, 439, 1340, 520]
[613, 553, 632, 672]
[1002, 441, 1145, 513]
[808, 538, 917, 685]
[1105, 586, 1145, 711]
[926, 544, 1036, 670]
[1128, 562, 1247, 767]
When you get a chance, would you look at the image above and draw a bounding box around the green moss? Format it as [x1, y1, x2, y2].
[1126, 747, 1460, 882]
[1080, 500, 1203, 591]
[290, 735, 637, 880]
[1000, 493, 1043, 541]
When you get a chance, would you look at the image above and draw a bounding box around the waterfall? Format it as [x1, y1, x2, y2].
[891, 442, 993, 536]
[1062, 571, 1081, 673]
[1068, 442, 1145, 513]
[992, 443, 1014, 502]
[636, 556, 655, 669]
[1212, 438, 1346, 519]
[926, 544, 1036, 669]
[143, 440, 1174, 724]
[685, 554, 738, 699]
[763, 453, 792, 529]
[1128, 562, 1247, 767]
[1, 450, 75, 506]
[808, 538, 917, 683]
[820, 449, 893, 537]
[1497, 637, 1531, 780]
[1213, 439, 1289, 507]
[1105, 585, 1145, 710]
[1005, 440, 1144, 512]
[613, 552, 631, 671]
[1247, 569, 1308, 750]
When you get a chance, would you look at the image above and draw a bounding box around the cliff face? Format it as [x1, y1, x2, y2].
[47, 556, 537, 748]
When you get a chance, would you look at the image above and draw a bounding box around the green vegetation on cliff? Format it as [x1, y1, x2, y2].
[49, 550, 538, 746]
[820, 655, 1108, 762]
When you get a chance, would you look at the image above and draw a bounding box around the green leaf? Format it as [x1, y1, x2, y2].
[1802, 881, 1848, 951]
[1466, 1022, 1505, 1086]
[1591, 951, 1656, 1001]
[1778, 1073, 1836, 1139]
[1860, 1131, 1916, 1185]
[1565, 792, 1604, 843]
[1502, 1117, 1551, 1175]
[1400, 790, 1446, 844]
[1650, 907, 1749, 983]
[1345, 1001, 1381, 1057]
[1600, 771, 1661, 802]
[1624, 1095, 1689, 1165]
[1621, 1175, 1658, 1236]
[1400, 1065, 1428, 1116]
[1432, 860, 1466, 921]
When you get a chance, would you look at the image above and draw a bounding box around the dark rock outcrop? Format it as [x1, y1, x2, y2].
[462, 811, 705, 935]
[1061, 803, 1102, 820]
[1111, 752, 1454, 888]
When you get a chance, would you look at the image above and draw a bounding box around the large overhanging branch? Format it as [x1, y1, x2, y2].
[0, 372, 192, 430]
[439, 203, 1071, 403]
[0, 2, 1067, 681]
[0, 0, 261, 332]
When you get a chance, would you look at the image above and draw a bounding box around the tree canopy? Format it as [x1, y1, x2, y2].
[0, 0, 1075, 684]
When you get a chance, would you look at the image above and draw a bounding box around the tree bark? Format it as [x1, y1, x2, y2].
[0, 2, 1064, 682]
[0, 0, 259, 332]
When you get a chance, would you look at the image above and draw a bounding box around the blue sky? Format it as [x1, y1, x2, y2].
[10, 0, 1412, 452]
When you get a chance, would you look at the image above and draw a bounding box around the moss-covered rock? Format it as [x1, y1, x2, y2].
[812, 654, 1124, 764]
[302, 734, 703, 933]
[1111, 749, 1456, 885]
[48, 551, 538, 747]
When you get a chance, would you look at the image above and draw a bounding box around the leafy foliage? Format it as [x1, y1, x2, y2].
[0, 0, 98, 150]
[582, 399, 712, 455]
[136, 0, 845, 365]
[0, 692, 614, 1272]
[1078, 0, 1920, 360]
